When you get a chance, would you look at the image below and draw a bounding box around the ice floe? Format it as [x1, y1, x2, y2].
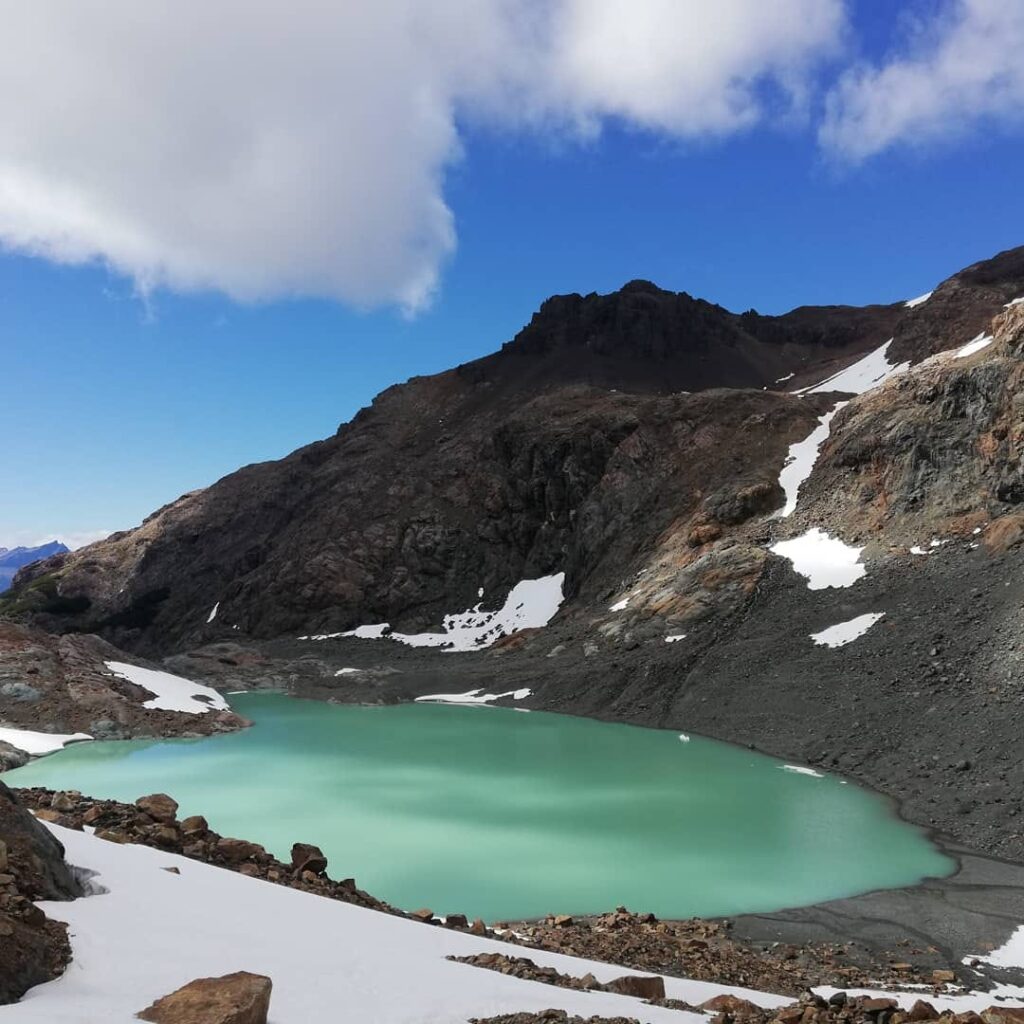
[770, 529, 866, 590]
[955, 333, 994, 359]
[0, 726, 92, 756]
[300, 574, 565, 653]
[905, 291, 933, 309]
[794, 340, 909, 397]
[775, 404, 847, 518]
[810, 612, 885, 649]
[12, 821, 787, 1024]
[105, 661, 229, 715]
[414, 687, 532, 706]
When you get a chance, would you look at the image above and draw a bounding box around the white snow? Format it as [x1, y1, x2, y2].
[775, 403, 847, 518]
[955, 333, 994, 359]
[609, 596, 630, 611]
[905, 291, 933, 309]
[794, 340, 909, 397]
[678, 733, 691, 742]
[665, 634, 687, 643]
[334, 667, 362, 676]
[9, 823, 791, 1023]
[414, 687, 532, 706]
[300, 574, 565, 653]
[810, 612, 885, 649]
[967, 923, 1024, 971]
[0, 726, 92, 756]
[105, 662, 229, 715]
[1005, 297, 1024, 308]
[781, 765, 824, 778]
[774, 371, 795, 383]
[911, 538, 948, 555]
[769, 529, 866, 590]
[206, 601, 219, 624]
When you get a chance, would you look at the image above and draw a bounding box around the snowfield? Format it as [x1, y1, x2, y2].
[0, 726, 92, 756]
[414, 687, 532, 706]
[955, 333, 994, 359]
[12, 824, 792, 1024]
[769, 529, 867, 590]
[810, 613, 885, 649]
[299, 574, 565, 652]
[794, 340, 909, 397]
[775, 404, 847, 518]
[105, 662, 229, 714]
[905, 292, 933, 309]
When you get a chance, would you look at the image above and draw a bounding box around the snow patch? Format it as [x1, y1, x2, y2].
[1005, 297, 1024, 308]
[205, 602, 219, 624]
[678, 733, 691, 743]
[14, 823, 787, 1024]
[810, 612, 885, 649]
[781, 765, 824, 778]
[775, 403, 847, 518]
[334, 668, 362, 676]
[665, 634, 687, 643]
[955, 333, 994, 359]
[774, 371, 795, 383]
[0, 726, 92, 756]
[105, 662, 229, 715]
[770, 529, 866, 590]
[794, 340, 909, 397]
[415, 687, 532, 706]
[905, 291, 932, 309]
[300, 574, 565, 653]
[609, 596, 630, 612]
[967, 923, 1024, 970]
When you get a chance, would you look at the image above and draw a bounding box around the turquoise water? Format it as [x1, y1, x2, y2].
[4, 693, 953, 921]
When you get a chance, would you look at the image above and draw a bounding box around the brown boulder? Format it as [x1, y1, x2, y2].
[701, 994, 763, 1015]
[410, 908, 435, 923]
[136, 971, 271, 1024]
[982, 1011, 1024, 1024]
[181, 815, 209, 835]
[136, 794, 179, 824]
[290, 842, 327, 875]
[908, 1000, 939, 1021]
[932, 969, 957, 984]
[606, 973, 666, 1000]
[863, 998, 899, 1014]
[215, 838, 264, 863]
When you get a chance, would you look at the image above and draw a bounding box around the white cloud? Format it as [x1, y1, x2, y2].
[0, 2, 843, 312]
[820, 0, 1024, 161]
[0, 528, 111, 552]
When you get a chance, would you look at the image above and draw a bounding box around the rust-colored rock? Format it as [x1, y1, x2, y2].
[136, 971, 272, 1024]
[290, 842, 327, 875]
[215, 838, 264, 863]
[701, 994, 763, 1015]
[136, 794, 179, 824]
[907, 1000, 939, 1021]
[606, 973, 665, 1000]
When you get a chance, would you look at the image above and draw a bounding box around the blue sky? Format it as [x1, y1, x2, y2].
[2, 1, 1023, 547]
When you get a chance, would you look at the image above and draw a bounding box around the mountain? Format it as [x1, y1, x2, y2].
[0, 541, 68, 593]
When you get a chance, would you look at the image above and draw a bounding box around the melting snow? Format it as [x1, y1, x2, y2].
[955, 333, 994, 359]
[665, 634, 687, 643]
[775, 404, 847, 518]
[609, 597, 630, 612]
[11, 822, 787, 1024]
[105, 662, 229, 715]
[301, 575, 566, 652]
[770, 529, 866, 590]
[206, 602, 219, 624]
[414, 687, 532, 706]
[0, 726, 92, 756]
[794, 340, 909, 397]
[810, 612, 885, 649]
[905, 291, 933, 309]
[781, 765, 824, 778]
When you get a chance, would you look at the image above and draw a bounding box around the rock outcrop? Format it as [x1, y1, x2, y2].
[136, 971, 272, 1024]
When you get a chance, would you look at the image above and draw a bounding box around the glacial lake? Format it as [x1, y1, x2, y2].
[4, 693, 954, 921]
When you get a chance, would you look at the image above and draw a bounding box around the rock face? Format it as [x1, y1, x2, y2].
[136, 971, 272, 1024]
[0, 781, 82, 1005]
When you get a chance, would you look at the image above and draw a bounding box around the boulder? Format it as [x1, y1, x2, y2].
[932, 969, 957, 984]
[136, 971, 272, 1024]
[908, 1000, 939, 1021]
[982, 1009, 1024, 1024]
[136, 794, 179, 824]
[290, 842, 327, 875]
[606, 973, 666, 1000]
[215, 838, 264, 863]
[181, 815, 209, 835]
[410, 908, 434, 923]
[445, 913, 468, 929]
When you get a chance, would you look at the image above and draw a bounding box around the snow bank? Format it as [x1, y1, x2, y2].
[105, 662, 229, 715]
[770, 529, 866, 589]
[11, 824, 789, 1023]
[905, 292, 933, 309]
[955, 333, 994, 359]
[301, 574, 565, 653]
[810, 613, 885, 649]
[794, 340, 909, 397]
[414, 687, 532, 706]
[0, 726, 92, 756]
[776, 404, 847, 518]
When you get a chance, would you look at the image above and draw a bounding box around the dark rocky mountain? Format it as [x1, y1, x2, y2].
[0, 542, 68, 593]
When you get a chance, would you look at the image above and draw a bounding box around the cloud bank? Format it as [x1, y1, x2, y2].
[0, 1, 843, 312]
[820, 0, 1024, 161]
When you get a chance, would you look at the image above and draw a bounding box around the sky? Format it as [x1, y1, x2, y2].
[1, 0, 1023, 548]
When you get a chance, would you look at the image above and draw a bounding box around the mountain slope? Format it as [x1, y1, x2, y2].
[0, 543, 68, 593]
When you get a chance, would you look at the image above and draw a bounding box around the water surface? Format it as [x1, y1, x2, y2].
[5, 693, 953, 921]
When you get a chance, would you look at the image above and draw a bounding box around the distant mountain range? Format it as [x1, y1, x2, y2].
[0, 542, 69, 592]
